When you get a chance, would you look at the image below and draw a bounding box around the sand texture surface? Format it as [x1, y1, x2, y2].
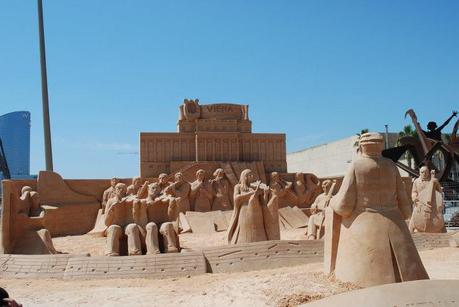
[2, 246, 459, 307]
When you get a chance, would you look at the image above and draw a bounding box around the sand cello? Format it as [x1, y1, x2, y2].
[411, 170, 444, 233]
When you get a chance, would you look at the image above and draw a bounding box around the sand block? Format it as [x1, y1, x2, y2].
[302, 280, 459, 307]
[279, 215, 294, 230]
[37, 171, 97, 204]
[255, 161, 267, 183]
[412, 232, 452, 251]
[0, 254, 83, 279]
[291, 206, 309, 226]
[210, 210, 228, 232]
[221, 163, 238, 186]
[179, 212, 192, 233]
[88, 209, 106, 236]
[224, 210, 233, 225]
[203, 240, 323, 273]
[64, 252, 206, 279]
[278, 207, 309, 229]
[186, 211, 216, 233]
[449, 232, 459, 247]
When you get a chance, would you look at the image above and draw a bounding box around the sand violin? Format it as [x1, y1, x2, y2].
[250, 180, 271, 192]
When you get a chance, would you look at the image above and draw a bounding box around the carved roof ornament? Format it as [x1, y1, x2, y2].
[183, 98, 201, 120]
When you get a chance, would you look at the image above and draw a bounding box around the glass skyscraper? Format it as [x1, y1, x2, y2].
[0, 111, 31, 180]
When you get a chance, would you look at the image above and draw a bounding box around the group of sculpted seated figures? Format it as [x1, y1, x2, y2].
[100, 168, 321, 252]
[103, 169, 234, 214]
[100, 168, 238, 255]
[100, 173, 184, 256]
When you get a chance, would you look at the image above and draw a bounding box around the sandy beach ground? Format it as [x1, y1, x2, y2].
[2, 248, 459, 307]
[2, 228, 459, 307]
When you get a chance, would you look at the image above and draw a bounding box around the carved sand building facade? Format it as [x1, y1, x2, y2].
[140, 99, 287, 178]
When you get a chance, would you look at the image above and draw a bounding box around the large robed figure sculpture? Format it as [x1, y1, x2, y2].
[325, 132, 429, 287]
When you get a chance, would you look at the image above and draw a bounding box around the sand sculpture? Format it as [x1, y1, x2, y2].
[1, 171, 101, 254]
[190, 169, 214, 212]
[409, 166, 445, 233]
[307, 179, 336, 240]
[227, 169, 280, 244]
[324, 132, 429, 287]
[140, 99, 286, 178]
[104, 183, 179, 256]
[102, 177, 119, 212]
[210, 168, 233, 211]
[14, 186, 60, 254]
[1, 102, 324, 257]
[293, 172, 320, 208]
[164, 172, 191, 213]
[127, 176, 142, 196]
[269, 172, 297, 208]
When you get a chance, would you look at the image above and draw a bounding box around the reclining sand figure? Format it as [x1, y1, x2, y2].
[227, 169, 280, 244]
[15, 186, 60, 254]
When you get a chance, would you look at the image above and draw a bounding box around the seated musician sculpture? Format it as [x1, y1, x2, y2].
[293, 172, 318, 208]
[147, 172, 190, 215]
[127, 176, 143, 196]
[190, 169, 213, 212]
[210, 168, 233, 211]
[144, 173, 181, 252]
[102, 177, 119, 212]
[163, 172, 191, 213]
[269, 172, 296, 208]
[227, 169, 280, 244]
[326, 132, 429, 287]
[306, 179, 335, 240]
[104, 182, 179, 256]
[409, 166, 445, 233]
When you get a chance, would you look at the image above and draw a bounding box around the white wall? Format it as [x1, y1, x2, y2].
[287, 133, 401, 177]
[287, 135, 359, 177]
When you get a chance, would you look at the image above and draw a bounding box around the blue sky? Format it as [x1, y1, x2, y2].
[0, 1, 458, 178]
